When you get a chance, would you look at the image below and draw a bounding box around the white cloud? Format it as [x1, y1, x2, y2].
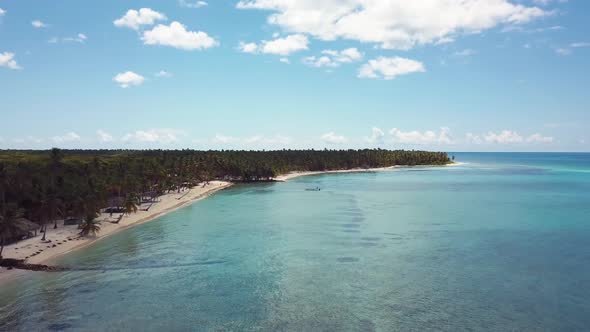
[571, 42, 590, 48]
[142, 21, 218, 50]
[321, 132, 347, 144]
[322, 48, 363, 63]
[0, 52, 21, 70]
[555, 42, 590, 56]
[467, 130, 553, 144]
[236, 0, 548, 50]
[262, 34, 309, 55]
[465, 133, 484, 144]
[97, 130, 114, 143]
[113, 71, 145, 88]
[155, 70, 172, 78]
[238, 42, 259, 53]
[213, 134, 291, 146]
[239, 34, 309, 56]
[303, 55, 338, 68]
[279, 57, 290, 64]
[454, 49, 477, 57]
[0, 8, 5, 16]
[304, 47, 363, 68]
[50, 33, 87, 44]
[555, 47, 571, 56]
[526, 133, 553, 143]
[122, 129, 183, 144]
[114, 8, 166, 30]
[52, 132, 81, 144]
[212, 134, 237, 144]
[64, 33, 87, 43]
[533, 0, 568, 5]
[365, 127, 385, 144]
[32, 20, 47, 28]
[180, 0, 208, 8]
[484, 130, 523, 143]
[390, 127, 453, 145]
[358, 56, 425, 80]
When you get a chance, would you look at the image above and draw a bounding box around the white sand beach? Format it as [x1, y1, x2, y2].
[0, 181, 232, 283]
[275, 166, 398, 181]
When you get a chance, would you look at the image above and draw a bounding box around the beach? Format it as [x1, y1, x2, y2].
[0, 181, 232, 283]
[275, 166, 398, 181]
[0, 165, 437, 283]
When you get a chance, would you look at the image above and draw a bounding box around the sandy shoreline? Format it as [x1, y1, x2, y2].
[274, 166, 398, 181]
[0, 163, 455, 284]
[0, 181, 232, 284]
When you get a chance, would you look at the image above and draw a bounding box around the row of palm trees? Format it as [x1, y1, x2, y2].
[0, 148, 450, 257]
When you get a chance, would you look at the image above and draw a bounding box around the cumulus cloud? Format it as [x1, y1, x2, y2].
[97, 130, 114, 143]
[155, 70, 172, 78]
[0, 8, 5, 16]
[113, 71, 145, 88]
[212, 134, 291, 146]
[240, 34, 309, 56]
[180, 0, 208, 8]
[236, 0, 548, 50]
[365, 127, 385, 144]
[321, 132, 348, 144]
[32, 20, 47, 28]
[571, 42, 590, 48]
[555, 47, 571, 56]
[52, 132, 81, 144]
[114, 8, 166, 30]
[122, 129, 183, 144]
[262, 34, 309, 55]
[50, 33, 87, 44]
[279, 57, 290, 64]
[304, 47, 363, 68]
[324, 48, 363, 62]
[238, 42, 259, 53]
[303, 56, 338, 68]
[533, 0, 568, 5]
[454, 49, 477, 57]
[484, 130, 523, 143]
[390, 127, 453, 145]
[358, 56, 425, 80]
[0, 52, 21, 70]
[465, 133, 484, 144]
[554, 42, 589, 56]
[142, 22, 218, 50]
[468, 130, 553, 144]
[526, 133, 554, 143]
[64, 33, 87, 43]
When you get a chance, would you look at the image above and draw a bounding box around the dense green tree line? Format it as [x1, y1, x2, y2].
[0, 148, 449, 254]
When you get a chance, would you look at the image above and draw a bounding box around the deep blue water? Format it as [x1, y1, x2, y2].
[1, 153, 589, 331]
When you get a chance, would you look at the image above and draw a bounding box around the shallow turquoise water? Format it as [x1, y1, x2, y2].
[1, 153, 589, 331]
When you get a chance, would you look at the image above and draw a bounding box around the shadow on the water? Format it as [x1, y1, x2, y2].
[0, 259, 227, 273]
[70, 260, 228, 272]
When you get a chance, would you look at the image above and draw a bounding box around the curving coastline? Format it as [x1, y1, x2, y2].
[0, 181, 232, 283]
[0, 164, 451, 283]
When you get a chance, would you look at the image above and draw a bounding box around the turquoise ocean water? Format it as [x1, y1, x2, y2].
[1, 153, 589, 331]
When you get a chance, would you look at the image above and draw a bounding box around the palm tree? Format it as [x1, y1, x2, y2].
[0, 205, 18, 259]
[48, 148, 64, 229]
[78, 214, 101, 237]
[123, 193, 139, 215]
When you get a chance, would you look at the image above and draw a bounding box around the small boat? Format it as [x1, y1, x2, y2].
[305, 187, 321, 191]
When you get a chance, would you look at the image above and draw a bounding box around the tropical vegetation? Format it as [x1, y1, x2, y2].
[0, 148, 450, 248]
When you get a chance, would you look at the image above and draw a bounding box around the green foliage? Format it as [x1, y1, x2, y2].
[78, 214, 101, 237]
[0, 148, 450, 240]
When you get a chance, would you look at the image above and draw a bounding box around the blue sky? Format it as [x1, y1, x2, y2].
[0, 0, 588, 151]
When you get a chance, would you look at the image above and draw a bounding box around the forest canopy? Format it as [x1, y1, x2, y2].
[0, 148, 450, 250]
